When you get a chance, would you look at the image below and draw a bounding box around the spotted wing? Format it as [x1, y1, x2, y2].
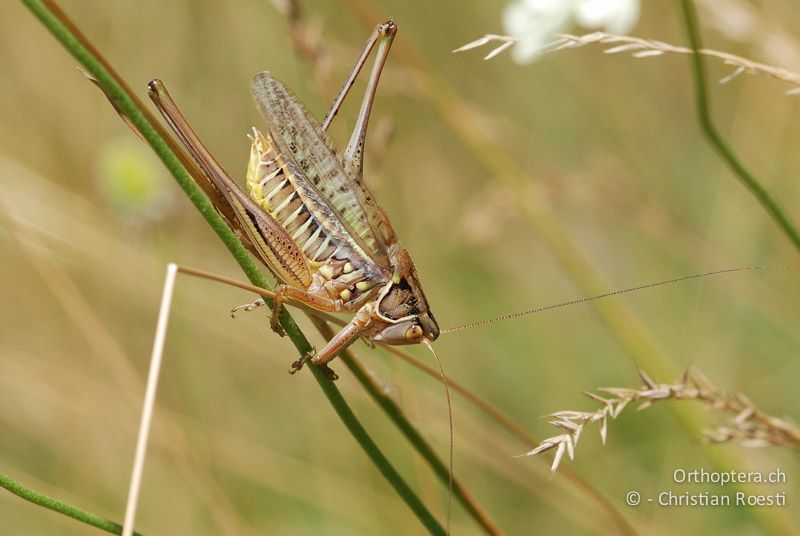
[250, 72, 393, 267]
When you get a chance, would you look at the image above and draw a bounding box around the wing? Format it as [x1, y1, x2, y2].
[250, 72, 395, 267]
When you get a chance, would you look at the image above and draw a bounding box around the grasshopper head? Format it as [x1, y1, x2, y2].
[372, 247, 439, 345]
[372, 314, 439, 345]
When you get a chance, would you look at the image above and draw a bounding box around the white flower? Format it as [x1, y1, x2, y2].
[502, 0, 574, 63]
[574, 0, 639, 33]
[502, 0, 641, 63]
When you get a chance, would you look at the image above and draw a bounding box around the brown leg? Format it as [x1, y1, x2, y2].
[311, 309, 370, 365]
[318, 21, 396, 176]
[321, 21, 397, 135]
[269, 284, 346, 336]
[341, 23, 396, 176]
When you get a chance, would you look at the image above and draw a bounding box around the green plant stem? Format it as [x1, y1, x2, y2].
[679, 0, 800, 255]
[311, 318, 503, 535]
[304, 364, 446, 536]
[344, 355, 499, 535]
[20, 1, 445, 534]
[0, 473, 142, 536]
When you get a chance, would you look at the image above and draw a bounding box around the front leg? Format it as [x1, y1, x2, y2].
[269, 284, 347, 336]
[311, 305, 373, 366]
[261, 285, 356, 374]
[287, 304, 373, 379]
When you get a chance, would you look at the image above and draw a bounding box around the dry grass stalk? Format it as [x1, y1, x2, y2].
[454, 32, 800, 95]
[523, 368, 800, 473]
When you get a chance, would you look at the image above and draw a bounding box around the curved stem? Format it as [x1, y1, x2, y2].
[19, 1, 445, 534]
[679, 0, 800, 254]
[0, 473, 142, 536]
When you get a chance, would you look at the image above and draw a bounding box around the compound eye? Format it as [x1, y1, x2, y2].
[405, 324, 423, 341]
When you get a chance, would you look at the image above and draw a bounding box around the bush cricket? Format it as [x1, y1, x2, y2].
[136, 22, 457, 534]
[147, 21, 440, 376]
[11, 10, 779, 536]
[144, 17, 762, 377]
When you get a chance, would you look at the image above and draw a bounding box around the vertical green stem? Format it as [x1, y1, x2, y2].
[679, 0, 800, 254]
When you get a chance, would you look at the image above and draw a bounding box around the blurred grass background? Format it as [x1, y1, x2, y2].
[2, 0, 800, 534]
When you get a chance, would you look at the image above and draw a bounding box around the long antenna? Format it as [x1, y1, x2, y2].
[442, 266, 771, 335]
[423, 340, 453, 535]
